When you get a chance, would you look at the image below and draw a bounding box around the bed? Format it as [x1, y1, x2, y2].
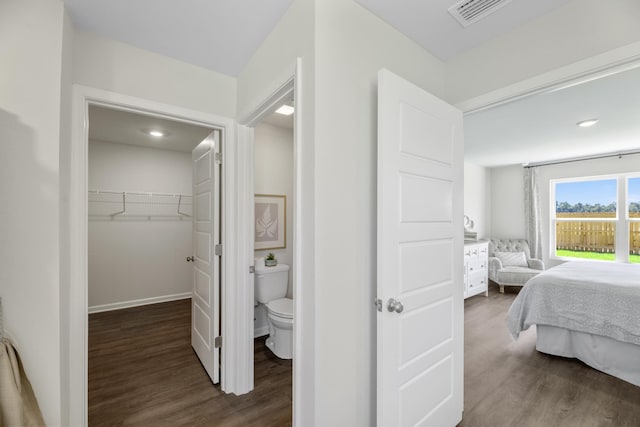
[507, 261, 640, 387]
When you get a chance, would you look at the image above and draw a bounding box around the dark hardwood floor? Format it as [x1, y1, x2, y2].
[88, 299, 292, 426]
[90, 289, 640, 426]
[459, 283, 640, 427]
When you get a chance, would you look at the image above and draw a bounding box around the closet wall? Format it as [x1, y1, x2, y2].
[88, 140, 192, 311]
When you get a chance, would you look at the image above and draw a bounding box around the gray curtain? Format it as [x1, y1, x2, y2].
[524, 167, 542, 259]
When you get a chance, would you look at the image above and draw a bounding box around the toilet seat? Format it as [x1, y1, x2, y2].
[266, 298, 293, 319]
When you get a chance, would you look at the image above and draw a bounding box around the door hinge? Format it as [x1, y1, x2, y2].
[249, 265, 255, 273]
[215, 152, 222, 164]
[375, 298, 382, 312]
[214, 336, 222, 348]
[215, 244, 222, 256]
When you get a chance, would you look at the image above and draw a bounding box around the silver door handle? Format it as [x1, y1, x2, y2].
[387, 298, 404, 313]
[186, 256, 194, 262]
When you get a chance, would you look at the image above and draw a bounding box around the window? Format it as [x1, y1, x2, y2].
[552, 174, 640, 263]
[629, 177, 640, 263]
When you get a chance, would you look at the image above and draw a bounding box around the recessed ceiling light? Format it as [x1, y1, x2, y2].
[149, 130, 165, 137]
[577, 119, 599, 128]
[275, 105, 294, 116]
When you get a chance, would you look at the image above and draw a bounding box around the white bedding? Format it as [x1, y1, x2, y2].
[507, 261, 640, 346]
[537, 325, 640, 387]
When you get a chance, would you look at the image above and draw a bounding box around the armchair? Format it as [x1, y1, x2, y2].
[488, 239, 544, 293]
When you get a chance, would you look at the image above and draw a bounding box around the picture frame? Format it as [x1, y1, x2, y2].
[254, 194, 286, 250]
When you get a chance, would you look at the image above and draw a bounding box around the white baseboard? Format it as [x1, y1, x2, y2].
[254, 325, 269, 338]
[88, 292, 192, 314]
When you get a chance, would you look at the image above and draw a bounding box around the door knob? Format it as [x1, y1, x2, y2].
[387, 298, 404, 313]
[186, 256, 194, 262]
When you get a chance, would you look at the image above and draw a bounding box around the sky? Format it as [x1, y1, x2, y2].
[555, 179, 617, 205]
[630, 177, 640, 204]
[555, 177, 640, 205]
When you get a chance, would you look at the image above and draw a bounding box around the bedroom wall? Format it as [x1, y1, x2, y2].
[491, 154, 640, 268]
[445, 0, 640, 104]
[490, 165, 525, 240]
[87, 140, 192, 310]
[464, 162, 491, 239]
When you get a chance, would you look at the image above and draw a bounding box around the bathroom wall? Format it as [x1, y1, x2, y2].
[88, 140, 193, 311]
[253, 121, 294, 335]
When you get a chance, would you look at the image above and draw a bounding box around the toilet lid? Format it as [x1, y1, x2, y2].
[267, 298, 293, 318]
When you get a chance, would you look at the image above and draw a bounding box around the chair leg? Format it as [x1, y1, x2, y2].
[499, 285, 504, 294]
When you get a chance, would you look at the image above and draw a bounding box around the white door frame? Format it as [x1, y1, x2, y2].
[68, 85, 238, 426]
[235, 58, 306, 425]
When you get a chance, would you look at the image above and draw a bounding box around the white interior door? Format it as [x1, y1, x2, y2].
[377, 69, 464, 427]
[192, 130, 221, 384]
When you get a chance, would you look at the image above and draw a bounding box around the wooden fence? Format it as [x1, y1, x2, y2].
[556, 212, 640, 254]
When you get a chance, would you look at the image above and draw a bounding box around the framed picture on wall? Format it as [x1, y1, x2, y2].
[255, 194, 286, 250]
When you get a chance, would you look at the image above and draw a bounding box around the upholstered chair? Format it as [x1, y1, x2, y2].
[488, 239, 544, 293]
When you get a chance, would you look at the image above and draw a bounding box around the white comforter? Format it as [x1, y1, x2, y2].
[507, 261, 640, 345]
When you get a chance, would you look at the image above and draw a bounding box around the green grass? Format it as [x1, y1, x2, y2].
[556, 249, 640, 263]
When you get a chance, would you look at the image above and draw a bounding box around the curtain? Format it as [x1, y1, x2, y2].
[524, 166, 543, 259]
[0, 300, 45, 427]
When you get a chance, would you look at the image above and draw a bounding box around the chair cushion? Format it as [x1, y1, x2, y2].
[496, 266, 541, 286]
[494, 251, 528, 267]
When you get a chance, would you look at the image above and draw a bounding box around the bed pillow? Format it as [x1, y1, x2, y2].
[494, 251, 528, 267]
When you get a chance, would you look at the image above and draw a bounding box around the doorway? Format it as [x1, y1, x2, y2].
[68, 85, 239, 426]
[85, 104, 224, 423]
[251, 94, 296, 418]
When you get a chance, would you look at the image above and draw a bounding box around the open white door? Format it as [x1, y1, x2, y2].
[191, 130, 222, 384]
[377, 69, 463, 427]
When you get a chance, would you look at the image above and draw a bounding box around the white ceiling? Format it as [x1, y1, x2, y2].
[88, 106, 213, 152]
[64, 0, 293, 76]
[70, 1, 640, 168]
[465, 66, 640, 167]
[64, 0, 571, 76]
[88, 103, 293, 153]
[354, 0, 570, 60]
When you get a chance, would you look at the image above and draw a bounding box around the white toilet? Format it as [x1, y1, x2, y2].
[254, 263, 293, 359]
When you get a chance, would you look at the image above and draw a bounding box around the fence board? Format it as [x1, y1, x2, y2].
[555, 214, 640, 254]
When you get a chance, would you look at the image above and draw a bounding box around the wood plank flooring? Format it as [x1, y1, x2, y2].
[459, 284, 640, 427]
[88, 299, 291, 426]
[90, 288, 640, 426]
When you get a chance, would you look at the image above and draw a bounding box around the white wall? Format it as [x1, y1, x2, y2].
[313, 1, 446, 425]
[254, 122, 294, 295]
[73, 29, 237, 118]
[489, 165, 526, 240]
[490, 154, 640, 268]
[0, 0, 65, 424]
[58, 8, 74, 423]
[446, 0, 640, 104]
[88, 140, 192, 309]
[464, 162, 491, 239]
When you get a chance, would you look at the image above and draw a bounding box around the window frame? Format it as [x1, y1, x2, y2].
[550, 173, 640, 264]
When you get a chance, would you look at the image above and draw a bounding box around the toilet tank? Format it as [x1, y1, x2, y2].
[254, 263, 290, 303]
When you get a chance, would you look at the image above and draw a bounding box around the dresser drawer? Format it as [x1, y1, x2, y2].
[467, 258, 487, 274]
[467, 271, 487, 295]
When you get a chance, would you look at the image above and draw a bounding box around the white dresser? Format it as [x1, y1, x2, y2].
[464, 240, 489, 299]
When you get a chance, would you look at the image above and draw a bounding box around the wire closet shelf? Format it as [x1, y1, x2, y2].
[88, 189, 192, 219]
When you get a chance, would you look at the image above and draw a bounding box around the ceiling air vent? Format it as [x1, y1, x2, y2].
[448, 0, 513, 27]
